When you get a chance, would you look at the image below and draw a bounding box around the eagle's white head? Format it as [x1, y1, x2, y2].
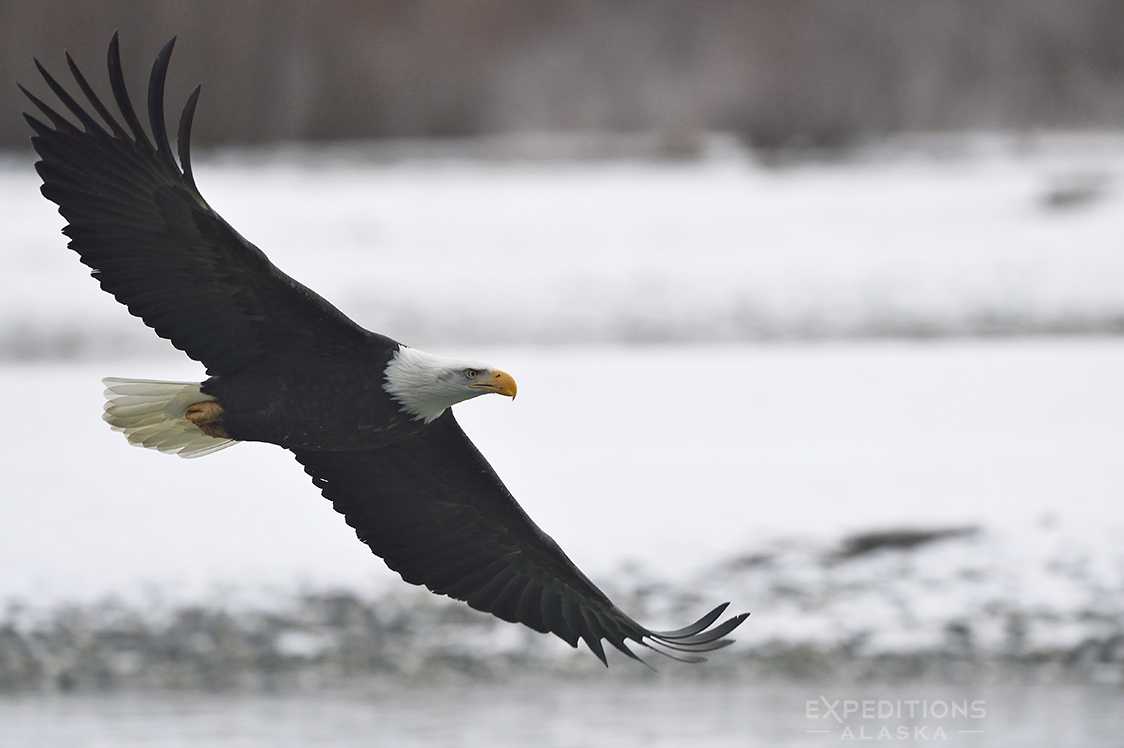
[383, 346, 517, 424]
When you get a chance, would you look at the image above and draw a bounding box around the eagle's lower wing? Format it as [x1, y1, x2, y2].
[293, 412, 747, 664]
[21, 35, 370, 375]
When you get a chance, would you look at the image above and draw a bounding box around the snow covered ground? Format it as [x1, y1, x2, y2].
[2, 338, 1122, 610]
[3, 132, 1124, 357]
[1, 135, 1123, 684]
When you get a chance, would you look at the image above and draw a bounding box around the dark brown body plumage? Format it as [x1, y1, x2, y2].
[203, 344, 427, 451]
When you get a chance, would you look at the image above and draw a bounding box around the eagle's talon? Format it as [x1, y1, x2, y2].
[185, 400, 223, 424]
[185, 401, 228, 437]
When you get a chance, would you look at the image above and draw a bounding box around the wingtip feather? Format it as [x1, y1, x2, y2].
[147, 36, 178, 170]
[107, 33, 153, 149]
[178, 84, 202, 191]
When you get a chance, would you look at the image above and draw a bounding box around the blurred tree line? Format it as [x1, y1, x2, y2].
[3, 0, 1124, 150]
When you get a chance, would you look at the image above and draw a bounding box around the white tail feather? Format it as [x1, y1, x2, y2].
[101, 377, 239, 459]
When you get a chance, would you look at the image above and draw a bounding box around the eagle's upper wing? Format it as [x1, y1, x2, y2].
[293, 411, 748, 665]
[21, 35, 370, 375]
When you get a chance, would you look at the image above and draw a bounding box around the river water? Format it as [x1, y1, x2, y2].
[2, 681, 1122, 747]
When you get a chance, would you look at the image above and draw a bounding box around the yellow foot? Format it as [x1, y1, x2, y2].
[186, 401, 229, 439]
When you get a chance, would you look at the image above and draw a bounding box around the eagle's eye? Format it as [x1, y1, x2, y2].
[464, 368, 480, 379]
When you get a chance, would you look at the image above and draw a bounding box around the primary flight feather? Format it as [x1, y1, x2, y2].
[22, 35, 747, 665]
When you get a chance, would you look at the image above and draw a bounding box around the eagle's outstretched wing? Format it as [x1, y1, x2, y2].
[294, 411, 748, 664]
[21, 34, 371, 375]
[26, 35, 749, 665]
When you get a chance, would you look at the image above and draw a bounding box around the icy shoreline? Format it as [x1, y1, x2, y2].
[3, 524, 1122, 692]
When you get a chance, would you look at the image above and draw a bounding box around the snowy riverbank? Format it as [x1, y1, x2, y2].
[2, 520, 1123, 691]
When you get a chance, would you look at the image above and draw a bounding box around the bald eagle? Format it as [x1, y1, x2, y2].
[21, 35, 747, 665]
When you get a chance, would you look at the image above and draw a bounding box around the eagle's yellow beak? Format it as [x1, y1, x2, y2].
[470, 369, 517, 399]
